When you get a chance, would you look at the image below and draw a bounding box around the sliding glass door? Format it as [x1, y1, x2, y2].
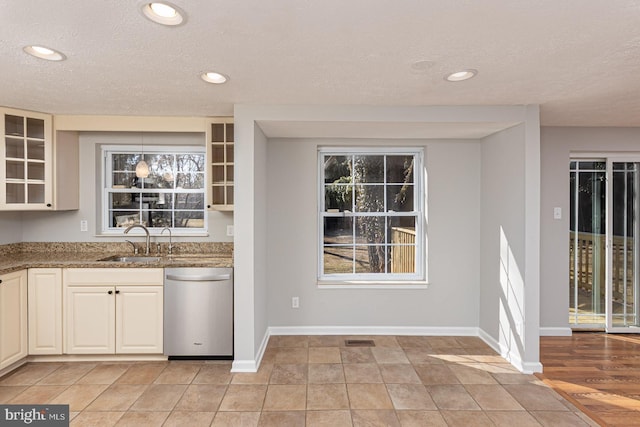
[607, 160, 640, 331]
[569, 159, 640, 332]
[570, 161, 606, 327]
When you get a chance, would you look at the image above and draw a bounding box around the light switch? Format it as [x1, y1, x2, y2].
[553, 207, 562, 220]
[80, 220, 88, 232]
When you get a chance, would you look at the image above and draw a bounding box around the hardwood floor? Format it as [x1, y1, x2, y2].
[538, 332, 640, 427]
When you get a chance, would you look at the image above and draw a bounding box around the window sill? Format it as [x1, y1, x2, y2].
[317, 280, 429, 289]
[97, 231, 210, 238]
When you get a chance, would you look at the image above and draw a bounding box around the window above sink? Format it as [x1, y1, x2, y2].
[101, 145, 207, 236]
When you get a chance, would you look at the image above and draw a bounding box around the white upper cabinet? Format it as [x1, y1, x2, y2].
[206, 119, 234, 211]
[0, 107, 78, 211]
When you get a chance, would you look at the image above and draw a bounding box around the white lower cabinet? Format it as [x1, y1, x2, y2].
[64, 268, 163, 355]
[0, 270, 28, 370]
[28, 268, 63, 354]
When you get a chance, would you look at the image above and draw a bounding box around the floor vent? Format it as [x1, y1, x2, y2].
[345, 339, 375, 347]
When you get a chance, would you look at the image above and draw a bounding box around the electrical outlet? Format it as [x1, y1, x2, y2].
[553, 207, 562, 220]
[80, 220, 88, 232]
[226, 225, 234, 236]
[291, 296, 300, 309]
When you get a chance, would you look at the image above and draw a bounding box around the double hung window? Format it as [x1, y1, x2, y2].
[102, 146, 206, 234]
[319, 148, 424, 282]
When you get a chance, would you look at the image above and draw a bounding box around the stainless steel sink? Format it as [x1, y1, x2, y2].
[98, 255, 162, 263]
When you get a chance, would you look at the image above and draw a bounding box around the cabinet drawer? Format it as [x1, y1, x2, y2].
[64, 268, 163, 285]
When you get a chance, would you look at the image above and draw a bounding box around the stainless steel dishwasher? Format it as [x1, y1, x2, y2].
[164, 267, 233, 359]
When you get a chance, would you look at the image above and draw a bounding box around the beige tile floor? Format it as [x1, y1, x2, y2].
[0, 336, 598, 426]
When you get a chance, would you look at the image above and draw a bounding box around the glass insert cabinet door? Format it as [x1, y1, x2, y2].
[569, 159, 640, 332]
[0, 109, 52, 209]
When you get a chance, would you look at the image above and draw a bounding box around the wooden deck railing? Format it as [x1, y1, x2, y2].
[569, 231, 634, 300]
[391, 227, 415, 273]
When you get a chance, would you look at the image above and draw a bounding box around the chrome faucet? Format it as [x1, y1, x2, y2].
[124, 224, 150, 255]
[125, 239, 139, 255]
[161, 226, 173, 255]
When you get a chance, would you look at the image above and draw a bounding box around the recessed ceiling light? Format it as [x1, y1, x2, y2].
[445, 69, 477, 82]
[23, 45, 66, 61]
[142, 2, 185, 26]
[201, 72, 228, 84]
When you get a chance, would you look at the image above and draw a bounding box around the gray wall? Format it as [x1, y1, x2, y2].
[266, 137, 482, 328]
[19, 132, 232, 243]
[540, 126, 640, 330]
[0, 213, 22, 244]
[479, 124, 527, 364]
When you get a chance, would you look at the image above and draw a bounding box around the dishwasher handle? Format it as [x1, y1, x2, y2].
[166, 274, 231, 282]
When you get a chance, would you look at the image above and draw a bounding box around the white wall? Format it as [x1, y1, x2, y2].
[19, 132, 232, 242]
[540, 126, 640, 331]
[479, 112, 541, 373]
[480, 125, 527, 365]
[266, 138, 481, 328]
[0, 213, 22, 244]
[231, 112, 270, 371]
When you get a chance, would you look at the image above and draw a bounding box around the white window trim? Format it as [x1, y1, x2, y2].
[318, 146, 426, 284]
[101, 144, 207, 236]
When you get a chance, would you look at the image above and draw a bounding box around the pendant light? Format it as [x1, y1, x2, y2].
[136, 132, 149, 178]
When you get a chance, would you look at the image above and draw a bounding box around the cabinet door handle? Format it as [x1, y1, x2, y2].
[108, 290, 113, 294]
[0, 279, 2, 284]
[46, 203, 52, 207]
[115, 290, 120, 294]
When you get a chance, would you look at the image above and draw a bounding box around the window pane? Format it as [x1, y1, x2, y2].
[324, 155, 351, 184]
[112, 172, 135, 187]
[386, 155, 414, 183]
[112, 211, 141, 228]
[324, 246, 354, 274]
[354, 155, 384, 183]
[175, 193, 204, 210]
[110, 192, 137, 210]
[356, 216, 385, 244]
[112, 154, 138, 172]
[387, 184, 414, 212]
[387, 216, 416, 244]
[175, 211, 204, 228]
[389, 246, 416, 273]
[176, 154, 204, 173]
[355, 245, 386, 273]
[324, 217, 353, 244]
[325, 183, 352, 212]
[388, 217, 416, 273]
[149, 210, 172, 228]
[176, 173, 204, 189]
[355, 185, 384, 212]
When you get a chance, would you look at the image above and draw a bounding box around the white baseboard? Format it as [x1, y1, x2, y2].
[478, 328, 542, 374]
[539, 327, 572, 336]
[268, 325, 480, 336]
[231, 359, 257, 372]
[231, 328, 271, 373]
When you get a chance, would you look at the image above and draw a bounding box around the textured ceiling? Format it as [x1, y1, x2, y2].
[2, 0, 640, 126]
